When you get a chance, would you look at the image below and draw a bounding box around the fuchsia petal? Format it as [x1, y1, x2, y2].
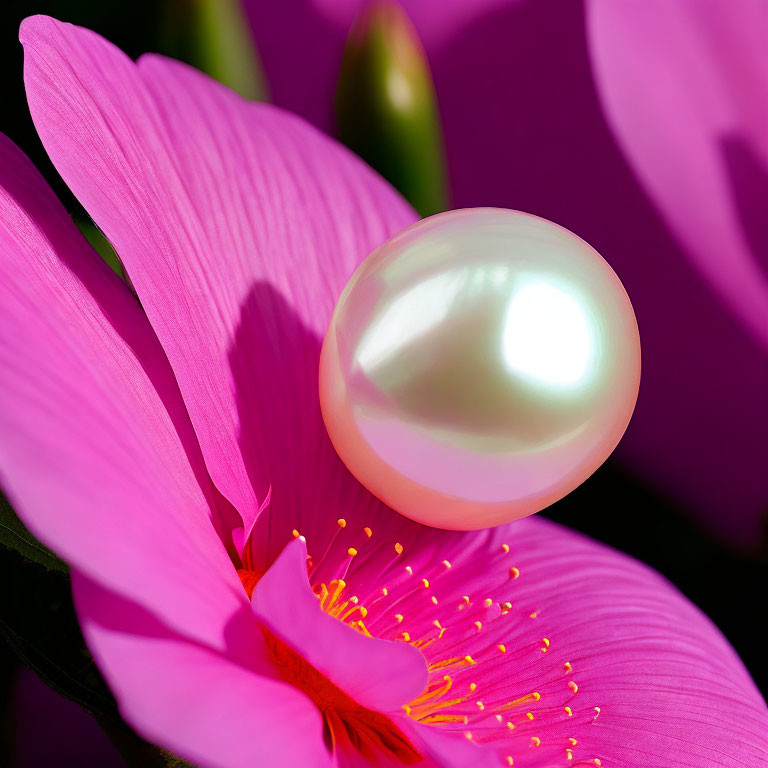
[73, 573, 331, 768]
[20, 15, 416, 545]
[587, 0, 768, 349]
[354, 517, 767, 768]
[252, 537, 427, 712]
[0, 134, 248, 654]
[396, 718, 498, 768]
[253, 498, 768, 764]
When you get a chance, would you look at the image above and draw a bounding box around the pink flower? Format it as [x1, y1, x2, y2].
[244, 0, 768, 549]
[0, 15, 766, 768]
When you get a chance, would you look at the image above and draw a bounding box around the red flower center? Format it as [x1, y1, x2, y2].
[263, 628, 423, 764]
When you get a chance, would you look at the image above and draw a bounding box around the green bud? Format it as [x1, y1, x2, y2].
[162, 0, 268, 101]
[336, 0, 448, 217]
[76, 218, 124, 280]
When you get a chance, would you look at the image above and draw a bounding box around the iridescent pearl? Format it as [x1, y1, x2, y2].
[319, 209, 641, 530]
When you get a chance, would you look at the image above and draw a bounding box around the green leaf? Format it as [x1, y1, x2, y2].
[0, 491, 67, 572]
[336, 0, 448, 217]
[161, 0, 268, 101]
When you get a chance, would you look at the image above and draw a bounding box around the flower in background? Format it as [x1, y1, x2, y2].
[0, 15, 766, 768]
[244, 0, 768, 550]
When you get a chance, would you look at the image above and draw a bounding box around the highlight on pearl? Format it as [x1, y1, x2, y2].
[319, 208, 641, 530]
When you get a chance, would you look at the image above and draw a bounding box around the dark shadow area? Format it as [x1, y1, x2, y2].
[720, 134, 768, 287]
[0, 544, 117, 727]
[228, 282, 343, 570]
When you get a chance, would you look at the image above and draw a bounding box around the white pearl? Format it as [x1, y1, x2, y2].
[320, 209, 640, 529]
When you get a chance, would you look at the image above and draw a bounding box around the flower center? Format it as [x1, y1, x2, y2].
[243, 519, 604, 767]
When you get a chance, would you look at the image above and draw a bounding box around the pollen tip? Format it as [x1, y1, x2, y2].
[566, 748, 573, 761]
[483, 598, 493, 608]
[506, 756, 514, 766]
[405, 565, 413, 575]
[564, 661, 573, 674]
[291, 529, 300, 538]
[474, 620, 482, 631]
[506, 721, 514, 730]
[395, 613, 404, 623]
[382, 586, 388, 596]
[401, 631, 411, 641]
[363, 526, 372, 537]
[497, 644, 506, 653]
[530, 736, 541, 748]
[394, 542, 404, 555]
[564, 706, 573, 717]
[568, 681, 579, 695]
[347, 547, 358, 557]
[442, 559, 452, 568]
[509, 566, 520, 579]
[501, 601, 512, 613]
[431, 595, 438, 605]
[469, 681, 477, 691]
[501, 543, 510, 554]
[526, 712, 534, 721]
[337, 518, 347, 528]
[569, 738, 578, 746]
[422, 578, 429, 588]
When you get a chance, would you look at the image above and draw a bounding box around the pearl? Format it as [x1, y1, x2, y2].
[319, 209, 641, 530]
